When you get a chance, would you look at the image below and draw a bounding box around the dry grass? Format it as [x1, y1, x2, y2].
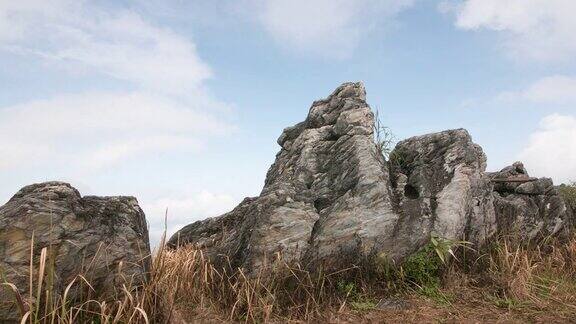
[0, 233, 164, 324]
[159, 247, 389, 322]
[443, 235, 576, 321]
[3, 233, 576, 323]
[2, 232, 383, 323]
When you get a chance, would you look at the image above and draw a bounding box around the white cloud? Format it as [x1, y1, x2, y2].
[0, 92, 231, 170]
[0, 1, 234, 171]
[0, 1, 243, 248]
[142, 191, 239, 247]
[448, 0, 576, 62]
[245, 0, 415, 59]
[519, 114, 576, 184]
[0, 0, 211, 95]
[498, 75, 576, 105]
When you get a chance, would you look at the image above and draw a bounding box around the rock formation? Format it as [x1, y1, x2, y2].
[169, 82, 398, 270]
[387, 128, 496, 260]
[489, 162, 573, 240]
[0, 182, 150, 322]
[169, 82, 574, 273]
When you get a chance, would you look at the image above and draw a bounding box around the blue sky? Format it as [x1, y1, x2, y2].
[1, 0, 575, 245]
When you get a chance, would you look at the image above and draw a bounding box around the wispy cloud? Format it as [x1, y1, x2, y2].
[0, 1, 211, 94]
[497, 75, 576, 105]
[456, 75, 576, 111]
[444, 0, 576, 63]
[243, 0, 415, 59]
[0, 92, 233, 171]
[0, 1, 240, 241]
[0, 1, 233, 171]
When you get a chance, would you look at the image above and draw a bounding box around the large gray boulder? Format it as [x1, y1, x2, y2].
[0, 182, 150, 322]
[168, 82, 574, 274]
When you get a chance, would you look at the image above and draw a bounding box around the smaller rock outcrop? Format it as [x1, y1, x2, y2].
[0, 182, 151, 322]
[387, 129, 496, 259]
[489, 162, 573, 241]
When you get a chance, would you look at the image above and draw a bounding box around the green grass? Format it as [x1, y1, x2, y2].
[336, 280, 378, 312]
[350, 300, 377, 311]
[399, 237, 470, 305]
[486, 294, 526, 310]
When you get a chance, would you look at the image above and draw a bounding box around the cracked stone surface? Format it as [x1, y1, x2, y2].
[168, 82, 574, 273]
[387, 128, 496, 260]
[169, 82, 398, 270]
[0, 182, 150, 322]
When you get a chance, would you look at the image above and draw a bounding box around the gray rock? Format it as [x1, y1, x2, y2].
[0, 182, 150, 322]
[169, 82, 398, 271]
[168, 82, 574, 274]
[387, 129, 495, 259]
[491, 164, 572, 240]
[376, 298, 410, 310]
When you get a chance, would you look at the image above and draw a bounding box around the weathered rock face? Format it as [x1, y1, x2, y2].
[0, 182, 150, 322]
[169, 82, 574, 273]
[489, 162, 573, 240]
[169, 83, 399, 270]
[387, 129, 496, 260]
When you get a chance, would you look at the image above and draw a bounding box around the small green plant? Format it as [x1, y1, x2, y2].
[419, 284, 453, 305]
[387, 147, 408, 171]
[401, 236, 470, 304]
[336, 280, 378, 312]
[486, 293, 525, 310]
[559, 181, 576, 210]
[337, 280, 358, 298]
[403, 236, 470, 286]
[402, 243, 443, 288]
[350, 300, 377, 311]
[373, 109, 395, 159]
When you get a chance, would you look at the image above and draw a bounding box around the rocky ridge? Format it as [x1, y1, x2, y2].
[169, 82, 574, 273]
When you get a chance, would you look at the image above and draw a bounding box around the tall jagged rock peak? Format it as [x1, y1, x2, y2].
[169, 82, 398, 270]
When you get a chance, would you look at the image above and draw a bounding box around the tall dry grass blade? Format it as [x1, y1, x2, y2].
[19, 311, 31, 324]
[2, 282, 28, 316]
[29, 231, 34, 318]
[77, 274, 95, 292]
[35, 247, 48, 317]
[112, 300, 126, 324]
[133, 306, 149, 324]
[60, 277, 77, 321]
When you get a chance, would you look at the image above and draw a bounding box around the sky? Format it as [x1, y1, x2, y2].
[1, 0, 575, 246]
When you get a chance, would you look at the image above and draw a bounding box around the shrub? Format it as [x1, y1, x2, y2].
[559, 182, 576, 211]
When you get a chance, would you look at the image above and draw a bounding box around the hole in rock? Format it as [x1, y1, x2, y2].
[313, 198, 331, 213]
[404, 184, 419, 199]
